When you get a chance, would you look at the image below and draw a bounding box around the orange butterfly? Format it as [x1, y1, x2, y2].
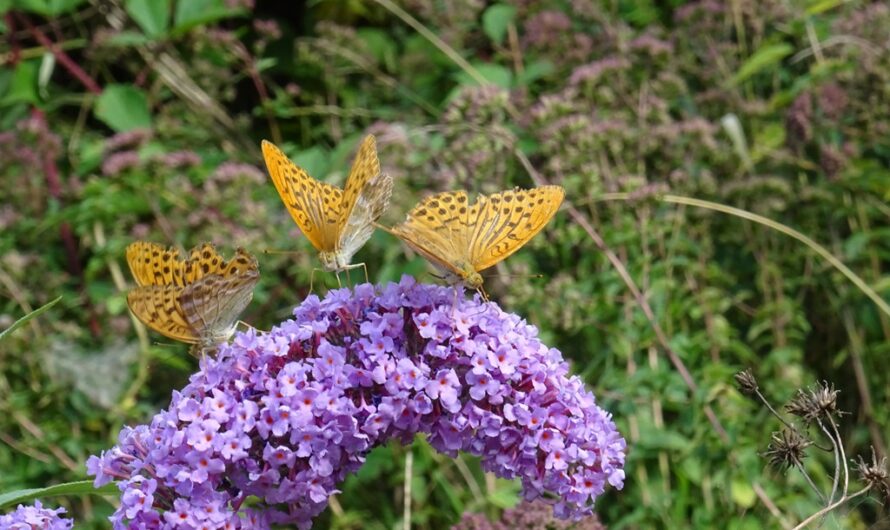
[125, 242, 259, 354]
[262, 135, 393, 286]
[382, 186, 565, 297]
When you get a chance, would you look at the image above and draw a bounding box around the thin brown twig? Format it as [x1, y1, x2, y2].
[15, 12, 101, 94]
[790, 485, 871, 530]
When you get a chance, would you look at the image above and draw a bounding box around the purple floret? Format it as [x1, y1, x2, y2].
[0, 501, 74, 530]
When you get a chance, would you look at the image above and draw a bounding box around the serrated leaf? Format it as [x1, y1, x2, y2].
[482, 4, 516, 45]
[730, 43, 793, 86]
[94, 84, 152, 132]
[125, 0, 169, 37]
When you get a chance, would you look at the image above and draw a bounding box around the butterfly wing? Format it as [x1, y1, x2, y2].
[337, 172, 393, 265]
[179, 269, 260, 345]
[467, 186, 565, 272]
[262, 140, 342, 252]
[126, 242, 186, 286]
[387, 191, 473, 278]
[183, 243, 257, 283]
[127, 285, 199, 343]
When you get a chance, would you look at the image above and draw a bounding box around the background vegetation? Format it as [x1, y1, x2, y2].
[1, 0, 889, 528]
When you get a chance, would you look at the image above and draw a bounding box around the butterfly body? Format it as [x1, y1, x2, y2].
[125, 242, 259, 353]
[384, 186, 565, 294]
[262, 136, 393, 274]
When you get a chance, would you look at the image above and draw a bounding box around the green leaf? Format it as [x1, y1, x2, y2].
[730, 43, 793, 86]
[0, 480, 118, 510]
[125, 0, 170, 37]
[730, 479, 756, 508]
[482, 3, 516, 45]
[291, 145, 329, 179]
[94, 84, 152, 132]
[0, 60, 39, 105]
[103, 30, 153, 47]
[12, 0, 85, 16]
[0, 296, 61, 342]
[172, 0, 240, 35]
[454, 63, 512, 89]
[516, 59, 555, 86]
[807, 0, 844, 14]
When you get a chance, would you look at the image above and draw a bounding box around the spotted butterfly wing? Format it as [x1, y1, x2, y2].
[183, 243, 257, 283]
[467, 186, 565, 271]
[127, 284, 199, 343]
[386, 190, 472, 280]
[126, 242, 260, 352]
[126, 242, 187, 287]
[261, 135, 392, 271]
[262, 140, 342, 253]
[385, 186, 565, 288]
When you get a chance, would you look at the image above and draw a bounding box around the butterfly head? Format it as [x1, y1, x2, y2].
[319, 250, 350, 272]
[458, 264, 484, 291]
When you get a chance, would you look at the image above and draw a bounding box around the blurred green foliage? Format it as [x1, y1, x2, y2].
[1, 0, 890, 528]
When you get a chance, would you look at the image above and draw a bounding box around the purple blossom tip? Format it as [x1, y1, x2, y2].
[0, 501, 74, 530]
[89, 277, 626, 529]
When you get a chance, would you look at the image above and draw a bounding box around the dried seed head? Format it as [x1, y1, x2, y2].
[734, 369, 759, 397]
[764, 429, 811, 472]
[786, 381, 842, 423]
[810, 381, 840, 418]
[855, 447, 890, 499]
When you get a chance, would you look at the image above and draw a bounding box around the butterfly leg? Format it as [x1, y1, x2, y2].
[335, 271, 342, 288]
[309, 268, 327, 295]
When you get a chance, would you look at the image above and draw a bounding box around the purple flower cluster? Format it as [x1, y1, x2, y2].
[0, 501, 73, 530]
[88, 278, 625, 529]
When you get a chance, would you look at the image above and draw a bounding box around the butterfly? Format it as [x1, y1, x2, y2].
[125, 241, 260, 354]
[382, 186, 565, 297]
[262, 135, 393, 285]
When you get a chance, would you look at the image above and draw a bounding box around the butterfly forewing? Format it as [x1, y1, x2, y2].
[339, 135, 382, 227]
[387, 186, 565, 286]
[126, 242, 186, 287]
[183, 244, 257, 283]
[468, 186, 565, 271]
[389, 191, 472, 277]
[262, 140, 342, 252]
[127, 284, 199, 343]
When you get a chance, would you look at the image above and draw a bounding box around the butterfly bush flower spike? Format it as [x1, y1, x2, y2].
[0, 501, 73, 530]
[89, 278, 625, 529]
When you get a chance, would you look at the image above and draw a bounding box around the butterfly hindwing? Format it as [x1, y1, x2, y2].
[338, 171, 394, 264]
[127, 284, 199, 343]
[179, 269, 259, 345]
[468, 186, 565, 271]
[262, 140, 342, 252]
